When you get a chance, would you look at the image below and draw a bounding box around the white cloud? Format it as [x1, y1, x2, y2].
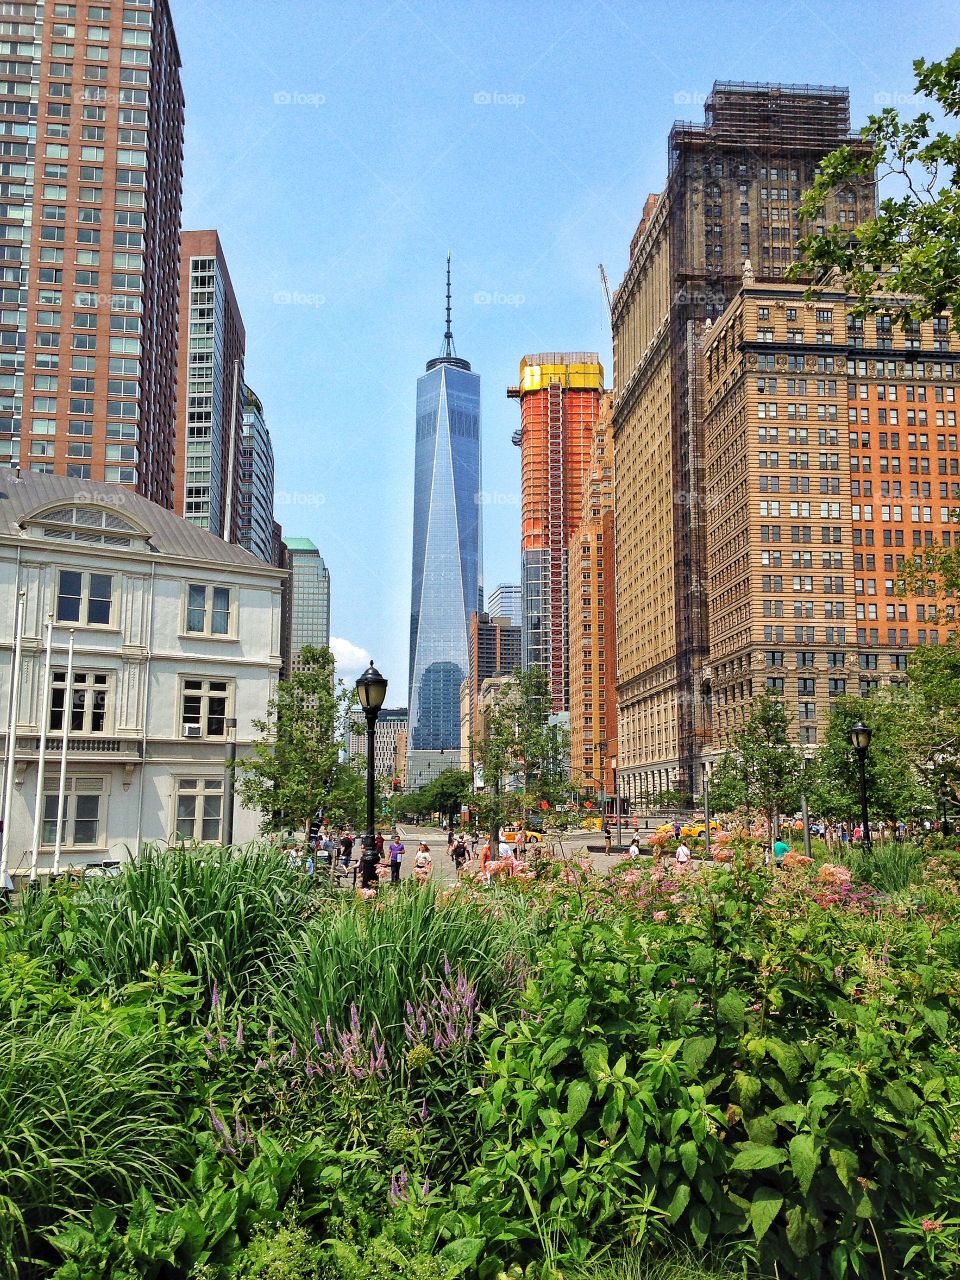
[329, 635, 371, 678]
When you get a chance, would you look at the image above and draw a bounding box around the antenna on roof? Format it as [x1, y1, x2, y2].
[440, 254, 456, 359]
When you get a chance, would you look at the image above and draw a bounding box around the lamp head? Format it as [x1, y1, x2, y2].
[356, 661, 388, 711]
[850, 721, 872, 752]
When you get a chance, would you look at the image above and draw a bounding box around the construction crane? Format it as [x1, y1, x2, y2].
[598, 263, 612, 318]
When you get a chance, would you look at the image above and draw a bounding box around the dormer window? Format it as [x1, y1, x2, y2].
[24, 503, 149, 548]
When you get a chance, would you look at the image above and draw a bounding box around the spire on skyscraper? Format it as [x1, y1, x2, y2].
[440, 253, 456, 360]
[427, 254, 471, 372]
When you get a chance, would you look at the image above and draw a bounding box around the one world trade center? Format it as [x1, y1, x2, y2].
[407, 259, 482, 789]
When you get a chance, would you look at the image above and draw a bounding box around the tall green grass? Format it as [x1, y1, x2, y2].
[59, 844, 319, 1000]
[0, 1004, 190, 1277]
[818, 840, 928, 894]
[268, 881, 534, 1045]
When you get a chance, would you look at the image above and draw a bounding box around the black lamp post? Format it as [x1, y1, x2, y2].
[223, 716, 238, 847]
[355, 661, 388, 888]
[849, 720, 873, 855]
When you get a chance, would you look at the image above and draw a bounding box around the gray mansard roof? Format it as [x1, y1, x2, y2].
[0, 471, 274, 571]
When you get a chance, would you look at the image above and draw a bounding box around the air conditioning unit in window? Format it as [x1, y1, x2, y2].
[182, 724, 202, 737]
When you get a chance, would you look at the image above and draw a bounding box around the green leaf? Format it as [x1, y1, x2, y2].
[565, 1079, 592, 1128]
[679, 1139, 699, 1180]
[785, 1204, 817, 1258]
[829, 1146, 859, 1191]
[789, 1133, 817, 1195]
[767, 1037, 803, 1083]
[666, 1181, 690, 1224]
[563, 997, 590, 1034]
[919, 1004, 948, 1041]
[439, 1238, 484, 1279]
[689, 1202, 711, 1249]
[750, 1186, 783, 1242]
[717, 990, 746, 1032]
[883, 1080, 919, 1117]
[682, 1035, 716, 1075]
[582, 1042, 609, 1081]
[732, 1142, 785, 1171]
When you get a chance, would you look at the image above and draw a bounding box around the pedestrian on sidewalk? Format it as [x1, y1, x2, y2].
[388, 833, 405, 884]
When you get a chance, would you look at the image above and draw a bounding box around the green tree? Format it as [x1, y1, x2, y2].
[235, 645, 364, 838]
[811, 692, 929, 824]
[903, 638, 960, 810]
[421, 768, 472, 828]
[789, 49, 960, 328]
[471, 668, 570, 843]
[707, 694, 805, 840]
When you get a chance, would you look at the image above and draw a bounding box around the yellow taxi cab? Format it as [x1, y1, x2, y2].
[499, 826, 543, 845]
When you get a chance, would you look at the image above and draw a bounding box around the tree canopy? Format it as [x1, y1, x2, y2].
[708, 694, 806, 835]
[235, 645, 365, 836]
[790, 50, 960, 328]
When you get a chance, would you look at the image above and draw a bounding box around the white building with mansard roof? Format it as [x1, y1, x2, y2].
[0, 473, 284, 878]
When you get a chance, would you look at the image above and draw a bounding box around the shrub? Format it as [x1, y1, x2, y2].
[462, 866, 960, 1279]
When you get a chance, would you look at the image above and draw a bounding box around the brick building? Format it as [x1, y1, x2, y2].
[703, 276, 960, 758]
[0, 0, 184, 504]
[612, 81, 875, 803]
[568, 391, 617, 797]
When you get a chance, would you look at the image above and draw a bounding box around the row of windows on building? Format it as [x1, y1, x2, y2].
[41, 774, 223, 851]
[40, 665, 233, 741]
[55, 568, 233, 637]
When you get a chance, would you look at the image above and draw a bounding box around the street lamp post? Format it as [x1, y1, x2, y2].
[849, 720, 873, 856]
[356, 661, 388, 889]
[223, 716, 238, 847]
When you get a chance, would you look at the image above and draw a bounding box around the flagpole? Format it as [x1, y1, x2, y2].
[0, 588, 27, 884]
[29, 615, 54, 880]
[52, 629, 75, 877]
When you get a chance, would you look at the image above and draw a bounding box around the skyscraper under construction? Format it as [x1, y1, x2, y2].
[611, 81, 875, 805]
[509, 353, 604, 712]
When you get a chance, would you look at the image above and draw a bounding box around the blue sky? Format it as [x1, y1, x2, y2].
[174, 0, 958, 692]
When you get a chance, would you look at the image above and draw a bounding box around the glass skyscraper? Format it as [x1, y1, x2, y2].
[407, 260, 482, 786]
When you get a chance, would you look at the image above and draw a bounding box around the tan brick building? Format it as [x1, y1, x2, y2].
[703, 277, 960, 751]
[568, 391, 617, 798]
[611, 81, 874, 804]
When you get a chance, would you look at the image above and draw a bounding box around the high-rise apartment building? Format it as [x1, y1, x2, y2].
[612, 81, 874, 802]
[284, 537, 330, 673]
[0, 0, 184, 502]
[701, 279, 960, 765]
[568, 392, 617, 797]
[175, 230, 245, 539]
[236, 384, 276, 564]
[408, 260, 482, 786]
[346, 707, 408, 781]
[463, 609, 521, 766]
[508, 353, 604, 711]
[488, 583, 522, 628]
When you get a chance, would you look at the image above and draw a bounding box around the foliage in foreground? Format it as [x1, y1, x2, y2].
[2, 844, 960, 1279]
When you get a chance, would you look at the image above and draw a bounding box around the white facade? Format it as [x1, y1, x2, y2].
[0, 475, 284, 877]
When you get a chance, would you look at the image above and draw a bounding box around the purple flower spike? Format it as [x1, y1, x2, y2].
[211, 979, 220, 1012]
[235, 1018, 244, 1049]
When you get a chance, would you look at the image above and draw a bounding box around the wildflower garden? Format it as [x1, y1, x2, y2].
[2, 835, 960, 1280]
